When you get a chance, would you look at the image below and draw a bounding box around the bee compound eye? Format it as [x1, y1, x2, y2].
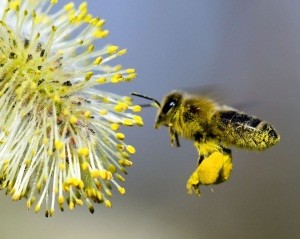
[162, 99, 177, 114]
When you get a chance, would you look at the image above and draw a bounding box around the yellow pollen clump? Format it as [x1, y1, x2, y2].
[85, 71, 94, 81]
[133, 115, 144, 126]
[75, 199, 83, 206]
[110, 123, 119, 131]
[116, 132, 125, 140]
[126, 73, 137, 81]
[78, 148, 89, 157]
[53, 95, 60, 103]
[101, 170, 112, 180]
[116, 144, 124, 151]
[132, 105, 142, 112]
[111, 74, 123, 83]
[93, 57, 102, 65]
[96, 19, 105, 27]
[69, 202, 75, 210]
[93, 29, 109, 38]
[114, 65, 122, 71]
[107, 45, 119, 54]
[119, 159, 133, 167]
[99, 109, 107, 115]
[116, 174, 125, 182]
[90, 169, 101, 178]
[81, 162, 89, 171]
[62, 109, 70, 116]
[64, 2, 75, 11]
[114, 102, 128, 112]
[126, 145, 136, 154]
[126, 68, 136, 74]
[35, 205, 41, 213]
[58, 196, 64, 205]
[97, 77, 106, 84]
[104, 199, 112, 208]
[69, 115, 78, 124]
[59, 163, 65, 170]
[54, 140, 64, 150]
[88, 45, 95, 52]
[122, 118, 133, 126]
[118, 49, 127, 56]
[84, 111, 92, 118]
[118, 187, 126, 195]
[42, 137, 49, 145]
[108, 164, 116, 173]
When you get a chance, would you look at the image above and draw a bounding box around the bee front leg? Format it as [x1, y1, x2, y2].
[169, 125, 180, 147]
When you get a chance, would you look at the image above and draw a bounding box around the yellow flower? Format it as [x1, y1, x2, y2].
[0, 0, 141, 217]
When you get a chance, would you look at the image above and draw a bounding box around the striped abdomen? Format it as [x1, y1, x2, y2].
[210, 110, 280, 150]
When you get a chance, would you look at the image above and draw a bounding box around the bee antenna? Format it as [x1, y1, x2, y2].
[131, 92, 161, 107]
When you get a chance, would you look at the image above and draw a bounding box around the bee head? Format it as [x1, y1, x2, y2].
[155, 91, 183, 129]
[131, 91, 183, 129]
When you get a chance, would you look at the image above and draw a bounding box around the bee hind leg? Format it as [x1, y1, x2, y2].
[186, 148, 233, 195]
[215, 147, 233, 184]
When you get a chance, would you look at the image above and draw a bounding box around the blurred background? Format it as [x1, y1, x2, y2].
[1, 0, 299, 238]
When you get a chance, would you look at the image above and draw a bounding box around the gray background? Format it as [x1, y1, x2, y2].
[1, 1, 299, 238]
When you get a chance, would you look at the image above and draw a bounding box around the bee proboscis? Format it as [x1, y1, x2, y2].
[132, 91, 280, 195]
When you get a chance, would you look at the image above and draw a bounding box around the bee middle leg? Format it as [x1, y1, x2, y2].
[169, 126, 180, 147]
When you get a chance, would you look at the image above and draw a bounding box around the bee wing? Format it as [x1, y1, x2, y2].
[182, 84, 259, 111]
[181, 84, 225, 101]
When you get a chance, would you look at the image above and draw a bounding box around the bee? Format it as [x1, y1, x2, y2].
[132, 91, 280, 195]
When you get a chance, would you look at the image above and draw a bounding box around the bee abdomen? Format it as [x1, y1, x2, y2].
[211, 111, 280, 150]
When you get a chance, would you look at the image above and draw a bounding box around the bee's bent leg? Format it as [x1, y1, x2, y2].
[197, 155, 204, 165]
[169, 126, 180, 147]
[187, 171, 201, 196]
[215, 147, 233, 184]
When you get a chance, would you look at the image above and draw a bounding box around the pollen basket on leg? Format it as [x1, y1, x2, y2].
[0, 0, 141, 216]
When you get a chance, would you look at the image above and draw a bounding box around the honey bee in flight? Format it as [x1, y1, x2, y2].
[132, 91, 280, 195]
